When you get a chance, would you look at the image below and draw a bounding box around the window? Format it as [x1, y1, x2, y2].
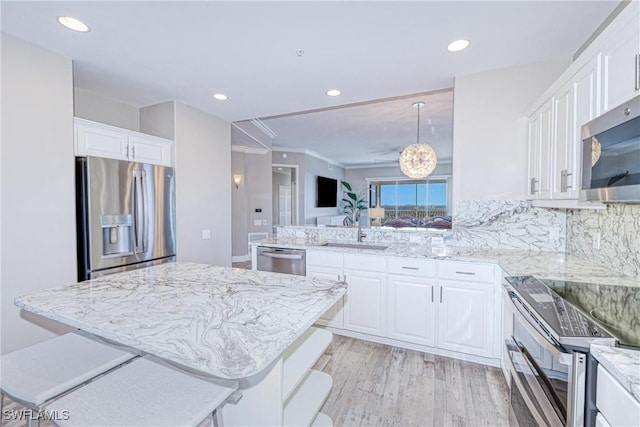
[368, 177, 452, 229]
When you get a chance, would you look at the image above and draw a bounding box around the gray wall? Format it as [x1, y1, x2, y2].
[1, 34, 75, 354]
[303, 155, 345, 224]
[231, 151, 273, 257]
[174, 102, 232, 266]
[74, 87, 140, 132]
[141, 101, 232, 266]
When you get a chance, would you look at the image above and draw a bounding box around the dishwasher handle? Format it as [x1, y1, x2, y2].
[259, 251, 304, 260]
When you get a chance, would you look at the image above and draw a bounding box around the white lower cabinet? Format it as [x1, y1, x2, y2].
[304, 250, 500, 362]
[307, 251, 344, 328]
[343, 269, 387, 337]
[387, 274, 436, 347]
[436, 279, 495, 359]
[596, 364, 640, 427]
[306, 265, 344, 328]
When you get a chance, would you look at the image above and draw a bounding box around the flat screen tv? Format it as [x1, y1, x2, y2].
[316, 176, 338, 208]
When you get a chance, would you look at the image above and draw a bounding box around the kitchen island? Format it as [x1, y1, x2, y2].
[14, 262, 347, 426]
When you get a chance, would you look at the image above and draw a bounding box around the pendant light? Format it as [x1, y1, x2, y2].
[399, 102, 438, 179]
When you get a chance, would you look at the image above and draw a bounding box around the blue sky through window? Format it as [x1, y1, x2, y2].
[380, 181, 447, 206]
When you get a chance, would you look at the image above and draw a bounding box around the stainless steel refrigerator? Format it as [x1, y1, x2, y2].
[76, 156, 176, 281]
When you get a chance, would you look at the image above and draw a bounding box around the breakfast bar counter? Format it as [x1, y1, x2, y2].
[14, 262, 346, 381]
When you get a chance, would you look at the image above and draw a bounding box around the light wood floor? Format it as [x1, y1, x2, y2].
[313, 335, 511, 427]
[232, 261, 252, 269]
[2, 336, 510, 427]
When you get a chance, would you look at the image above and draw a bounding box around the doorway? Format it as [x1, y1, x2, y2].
[272, 164, 298, 232]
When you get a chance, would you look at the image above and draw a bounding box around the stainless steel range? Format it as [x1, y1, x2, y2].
[503, 276, 617, 427]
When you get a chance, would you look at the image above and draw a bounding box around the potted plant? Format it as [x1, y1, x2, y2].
[340, 180, 367, 225]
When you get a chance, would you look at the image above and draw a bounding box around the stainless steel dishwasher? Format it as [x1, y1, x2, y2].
[256, 247, 306, 276]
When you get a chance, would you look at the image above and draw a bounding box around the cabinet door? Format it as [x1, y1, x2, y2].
[343, 270, 386, 337]
[601, 17, 640, 112]
[387, 275, 436, 346]
[572, 56, 600, 198]
[527, 100, 553, 199]
[437, 280, 495, 358]
[552, 83, 573, 199]
[129, 135, 173, 166]
[75, 120, 129, 160]
[306, 265, 344, 328]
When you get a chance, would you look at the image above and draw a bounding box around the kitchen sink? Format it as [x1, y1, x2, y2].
[323, 242, 388, 250]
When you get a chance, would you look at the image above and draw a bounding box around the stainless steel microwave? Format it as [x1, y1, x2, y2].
[580, 95, 640, 202]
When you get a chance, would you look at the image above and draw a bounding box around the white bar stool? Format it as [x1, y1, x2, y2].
[44, 356, 238, 427]
[0, 332, 136, 425]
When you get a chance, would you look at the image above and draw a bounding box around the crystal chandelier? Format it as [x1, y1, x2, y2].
[399, 102, 438, 179]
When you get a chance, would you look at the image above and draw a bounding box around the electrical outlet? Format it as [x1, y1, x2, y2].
[201, 229, 211, 240]
[431, 236, 445, 246]
[549, 227, 560, 241]
[253, 219, 261, 226]
[593, 231, 601, 249]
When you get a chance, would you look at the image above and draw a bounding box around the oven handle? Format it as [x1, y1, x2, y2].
[507, 290, 568, 358]
[518, 340, 568, 421]
[506, 340, 564, 427]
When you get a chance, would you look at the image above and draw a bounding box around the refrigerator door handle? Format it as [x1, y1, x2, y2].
[133, 171, 145, 254]
[140, 170, 148, 253]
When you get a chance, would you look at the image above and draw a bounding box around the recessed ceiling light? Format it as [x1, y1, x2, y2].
[447, 39, 470, 52]
[326, 89, 341, 97]
[213, 93, 228, 101]
[57, 16, 90, 32]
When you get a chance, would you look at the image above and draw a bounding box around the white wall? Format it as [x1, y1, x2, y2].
[452, 58, 570, 201]
[1, 34, 75, 354]
[173, 103, 232, 266]
[74, 87, 140, 131]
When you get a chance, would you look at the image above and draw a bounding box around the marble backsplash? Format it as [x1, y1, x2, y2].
[567, 204, 640, 278]
[452, 200, 566, 252]
[278, 200, 566, 252]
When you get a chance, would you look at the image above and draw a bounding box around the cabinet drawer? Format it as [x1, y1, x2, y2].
[388, 257, 436, 277]
[438, 261, 495, 283]
[597, 364, 640, 427]
[307, 250, 343, 268]
[343, 253, 386, 272]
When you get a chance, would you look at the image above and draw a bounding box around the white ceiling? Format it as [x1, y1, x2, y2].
[256, 90, 454, 167]
[1, 1, 621, 166]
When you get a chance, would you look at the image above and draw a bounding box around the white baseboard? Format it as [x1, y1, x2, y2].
[232, 254, 251, 263]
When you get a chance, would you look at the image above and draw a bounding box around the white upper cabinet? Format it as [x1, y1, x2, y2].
[601, 16, 640, 113]
[75, 118, 174, 167]
[527, 99, 553, 199]
[526, 4, 638, 205]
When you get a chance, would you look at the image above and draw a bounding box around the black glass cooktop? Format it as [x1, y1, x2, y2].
[538, 278, 640, 347]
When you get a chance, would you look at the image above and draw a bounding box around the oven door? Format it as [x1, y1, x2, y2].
[506, 293, 586, 427]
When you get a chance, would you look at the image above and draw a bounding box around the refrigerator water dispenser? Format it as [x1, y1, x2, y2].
[101, 214, 133, 256]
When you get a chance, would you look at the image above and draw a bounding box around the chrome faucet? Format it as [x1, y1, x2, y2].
[354, 209, 366, 243]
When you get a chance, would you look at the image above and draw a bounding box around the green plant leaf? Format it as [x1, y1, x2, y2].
[347, 192, 357, 201]
[341, 181, 352, 192]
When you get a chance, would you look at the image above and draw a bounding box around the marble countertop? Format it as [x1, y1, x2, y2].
[14, 262, 346, 381]
[591, 344, 640, 403]
[255, 238, 640, 288]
